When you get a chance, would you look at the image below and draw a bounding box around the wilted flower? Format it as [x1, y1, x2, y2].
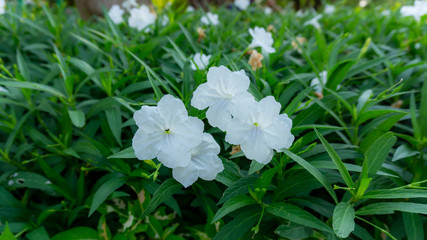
[191, 66, 254, 130]
[266, 24, 275, 32]
[122, 0, 138, 11]
[324, 4, 335, 14]
[225, 96, 294, 164]
[291, 37, 307, 53]
[248, 50, 263, 71]
[235, 0, 250, 10]
[172, 133, 224, 188]
[400, 0, 427, 21]
[201, 12, 219, 26]
[128, 5, 156, 32]
[191, 53, 211, 70]
[248, 27, 276, 54]
[304, 15, 322, 30]
[264, 7, 273, 15]
[310, 70, 327, 98]
[108, 5, 125, 24]
[197, 27, 206, 42]
[132, 95, 204, 168]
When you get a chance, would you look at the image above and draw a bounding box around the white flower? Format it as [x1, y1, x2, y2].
[201, 12, 219, 26]
[128, 5, 156, 32]
[400, 1, 427, 21]
[173, 133, 224, 188]
[324, 4, 335, 14]
[160, 15, 169, 26]
[132, 95, 204, 168]
[304, 15, 322, 30]
[0, 0, 5, 15]
[108, 5, 125, 24]
[310, 70, 327, 94]
[225, 96, 294, 164]
[191, 66, 254, 130]
[191, 53, 211, 70]
[235, 0, 250, 10]
[122, 0, 138, 11]
[264, 7, 273, 15]
[248, 27, 276, 54]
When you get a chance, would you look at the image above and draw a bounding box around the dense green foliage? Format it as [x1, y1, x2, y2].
[0, 1, 426, 239]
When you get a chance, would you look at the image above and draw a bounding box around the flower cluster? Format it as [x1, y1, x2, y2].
[133, 66, 294, 187]
[107, 2, 157, 32]
[201, 12, 219, 26]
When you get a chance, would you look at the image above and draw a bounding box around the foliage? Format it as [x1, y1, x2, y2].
[0, 1, 426, 239]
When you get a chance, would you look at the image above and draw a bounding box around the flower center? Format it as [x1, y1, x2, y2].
[254, 122, 259, 127]
[164, 128, 171, 134]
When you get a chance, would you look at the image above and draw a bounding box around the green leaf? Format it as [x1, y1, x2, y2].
[8, 172, 55, 192]
[266, 202, 333, 233]
[89, 174, 127, 216]
[282, 149, 338, 204]
[356, 202, 427, 215]
[410, 92, 421, 140]
[392, 144, 419, 161]
[248, 161, 264, 175]
[105, 107, 122, 146]
[0, 80, 66, 99]
[213, 209, 260, 240]
[51, 227, 97, 240]
[26, 227, 50, 240]
[361, 189, 427, 199]
[332, 202, 355, 238]
[362, 132, 396, 177]
[218, 175, 258, 204]
[0, 223, 17, 240]
[139, 179, 182, 220]
[274, 224, 313, 239]
[68, 110, 85, 128]
[0, 187, 21, 207]
[403, 212, 424, 240]
[314, 129, 355, 190]
[325, 59, 355, 92]
[419, 79, 427, 138]
[211, 195, 257, 223]
[107, 147, 136, 159]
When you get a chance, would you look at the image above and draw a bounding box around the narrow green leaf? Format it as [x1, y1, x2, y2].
[282, 149, 338, 204]
[89, 174, 127, 216]
[392, 144, 419, 162]
[218, 175, 258, 204]
[419, 79, 427, 138]
[403, 212, 424, 240]
[105, 107, 122, 146]
[107, 147, 136, 159]
[140, 179, 182, 219]
[68, 110, 85, 128]
[213, 209, 260, 240]
[356, 202, 427, 215]
[266, 202, 333, 233]
[0, 81, 66, 99]
[211, 195, 257, 223]
[315, 129, 355, 190]
[333, 202, 355, 238]
[361, 189, 427, 199]
[0, 223, 17, 240]
[325, 59, 355, 91]
[26, 227, 49, 240]
[362, 132, 396, 177]
[51, 227, 97, 240]
[248, 161, 264, 175]
[274, 224, 313, 239]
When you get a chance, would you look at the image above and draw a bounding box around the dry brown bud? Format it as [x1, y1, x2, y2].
[248, 50, 263, 71]
[197, 27, 206, 42]
[230, 145, 242, 155]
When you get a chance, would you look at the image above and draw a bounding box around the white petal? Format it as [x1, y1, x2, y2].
[157, 134, 191, 168]
[173, 116, 205, 149]
[206, 100, 232, 130]
[191, 83, 221, 110]
[173, 164, 198, 188]
[133, 106, 164, 128]
[158, 95, 189, 127]
[224, 118, 253, 145]
[132, 129, 162, 160]
[230, 97, 258, 123]
[257, 96, 281, 125]
[240, 129, 273, 164]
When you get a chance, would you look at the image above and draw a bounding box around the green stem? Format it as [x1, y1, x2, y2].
[355, 216, 397, 240]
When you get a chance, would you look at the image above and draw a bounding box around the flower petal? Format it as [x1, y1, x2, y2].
[206, 100, 232, 130]
[224, 118, 253, 145]
[172, 164, 198, 188]
[191, 83, 221, 110]
[133, 106, 164, 129]
[257, 96, 281, 125]
[158, 95, 188, 127]
[173, 116, 205, 149]
[132, 129, 163, 160]
[240, 128, 273, 164]
[157, 134, 192, 168]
